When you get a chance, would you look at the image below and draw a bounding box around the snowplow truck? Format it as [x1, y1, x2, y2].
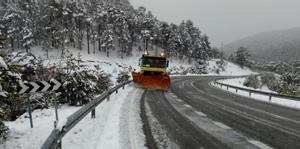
[132, 52, 170, 90]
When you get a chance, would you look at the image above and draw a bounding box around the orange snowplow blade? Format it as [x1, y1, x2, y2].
[132, 71, 170, 90]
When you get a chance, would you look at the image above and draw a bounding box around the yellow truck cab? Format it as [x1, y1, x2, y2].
[139, 53, 169, 75]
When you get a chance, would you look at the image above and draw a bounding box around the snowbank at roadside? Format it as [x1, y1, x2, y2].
[213, 78, 300, 110]
[1, 84, 145, 149]
[218, 77, 276, 93]
[1, 105, 80, 149]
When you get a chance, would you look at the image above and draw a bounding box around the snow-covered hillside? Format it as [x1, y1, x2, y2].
[29, 47, 254, 79]
[206, 59, 254, 76]
[28, 46, 197, 84]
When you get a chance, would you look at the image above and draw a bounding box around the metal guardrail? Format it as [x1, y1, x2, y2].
[41, 80, 132, 149]
[214, 79, 300, 102]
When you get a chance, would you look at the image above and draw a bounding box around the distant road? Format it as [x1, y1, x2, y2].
[142, 76, 300, 149]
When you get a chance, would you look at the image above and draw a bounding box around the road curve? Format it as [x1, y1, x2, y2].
[143, 76, 300, 149]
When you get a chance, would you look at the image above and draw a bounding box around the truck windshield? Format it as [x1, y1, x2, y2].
[142, 57, 166, 68]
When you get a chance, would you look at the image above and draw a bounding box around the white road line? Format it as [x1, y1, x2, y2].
[187, 91, 195, 95]
[184, 104, 192, 108]
[171, 94, 177, 98]
[213, 121, 231, 130]
[195, 111, 207, 117]
[248, 140, 273, 149]
[176, 98, 182, 102]
[193, 81, 300, 126]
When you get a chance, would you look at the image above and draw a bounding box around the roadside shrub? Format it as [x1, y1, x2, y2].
[276, 73, 299, 96]
[276, 83, 298, 96]
[260, 72, 280, 91]
[0, 121, 9, 142]
[0, 110, 9, 142]
[0, 54, 20, 141]
[243, 75, 260, 89]
[6, 52, 39, 81]
[117, 71, 130, 84]
[215, 59, 226, 74]
[57, 54, 112, 106]
[186, 61, 208, 74]
[0, 53, 26, 122]
[94, 65, 112, 93]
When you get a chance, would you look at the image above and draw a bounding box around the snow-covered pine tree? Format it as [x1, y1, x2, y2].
[167, 23, 180, 59]
[235, 47, 251, 68]
[1, 2, 23, 50]
[178, 21, 192, 60]
[114, 10, 131, 58]
[101, 23, 114, 57]
[157, 22, 171, 55]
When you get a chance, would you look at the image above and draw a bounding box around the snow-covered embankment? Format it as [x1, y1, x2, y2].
[1, 84, 146, 149]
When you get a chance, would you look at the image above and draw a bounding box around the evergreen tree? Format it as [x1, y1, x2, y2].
[235, 47, 251, 68]
[101, 23, 114, 57]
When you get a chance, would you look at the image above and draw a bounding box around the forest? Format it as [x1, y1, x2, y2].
[0, 0, 212, 62]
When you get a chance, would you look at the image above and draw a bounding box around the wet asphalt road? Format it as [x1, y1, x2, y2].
[143, 76, 300, 149]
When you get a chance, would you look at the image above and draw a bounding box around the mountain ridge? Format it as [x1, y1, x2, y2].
[223, 26, 300, 62]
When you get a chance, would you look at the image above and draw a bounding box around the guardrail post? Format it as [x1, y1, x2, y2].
[269, 95, 272, 101]
[91, 108, 96, 118]
[27, 97, 33, 128]
[107, 95, 110, 101]
[54, 121, 57, 128]
[226, 86, 229, 90]
[122, 85, 125, 90]
[249, 91, 252, 96]
[220, 84, 222, 88]
[54, 96, 59, 122]
[56, 140, 62, 149]
[116, 89, 118, 94]
[236, 88, 238, 92]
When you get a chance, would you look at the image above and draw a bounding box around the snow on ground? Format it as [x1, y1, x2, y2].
[119, 85, 146, 149]
[1, 105, 80, 149]
[171, 59, 255, 76]
[218, 77, 276, 93]
[32, 46, 141, 84]
[212, 79, 300, 110]
[18, 47, 254, 81]
[29, 46, 194, 83]
[1, 84, 146, 149]
[206, 59, 254, 76]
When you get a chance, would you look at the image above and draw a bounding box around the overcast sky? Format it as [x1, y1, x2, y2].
[129, 0, 300, 46]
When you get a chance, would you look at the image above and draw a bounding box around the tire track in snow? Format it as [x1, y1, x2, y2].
[140, 90, 158, 149]
[120, 86, 146, 149]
